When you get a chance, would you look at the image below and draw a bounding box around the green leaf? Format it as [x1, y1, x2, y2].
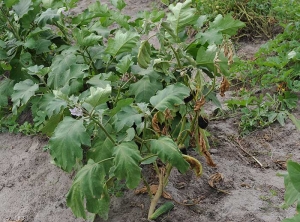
[67, 159, 109, 218]
[129, 75, 163, 103]
[49, 117, 91, 172]
[210, 14, 245, 36]
[111, 0, 126, 10]
[24, 38, 51, 54]
[116, 55, 133, 74]
[113, 142, 142, 189]
[284, 174, 300, 207]
[196, 45, 229, 76]
[35, 8, 60, 26]
[11, 79, 39, 113]
[288, 161, 300, 193]
[137, 40, 151, 69]
[149, 137, 189, 173]
[12, 0, 33, 18]
[105, 30, 139, 57]
[48, 52, 88, 89]
[87, 137, 114, 174]
[288, 113, 300, 131]
[150, 83, 190, 112]
[85, 85, 111, 108]
[0, 79, 14, 107]
[197, 29, 223, 45]
[114, 106, 143, 132]
[4, 0, 20, 8]
[73, 28, 103, 47]
[282, 214, 300, 222]
[41, 112, 63, 136]
[167, 0, 198, 36]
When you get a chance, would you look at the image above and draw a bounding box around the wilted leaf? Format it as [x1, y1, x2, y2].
[114, 106, 143, 132]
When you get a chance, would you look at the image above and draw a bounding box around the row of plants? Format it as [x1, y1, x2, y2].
[0, 0, 245, 220]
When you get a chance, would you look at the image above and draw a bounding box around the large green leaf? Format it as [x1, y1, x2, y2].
[129, 75, 162, 103]
[210, 14, 245, 36]
[150, 83, 190, 112]
[4, 0, 19, 8]
[284, 174, 300, 207]
[84, 85, 111, 108]
[24, 38, 51, 54]
[167, 0, 198, 36]
[114, 106, 143, 132]
[149, 137, 189, 173]
[49, 117, 91, 172]
[73, 28, 103, 47]
[105, 30, 139, 57]
[12, 0, 33, 18]
[67, 159, 109, 219]
[196, 45, 229, 76]
[137, 40, 151, 69]
[35, 8, 59, 27]
[87, 137, 115, 174]
[116, 54, 133, 74]
[113, 142, 142, 189]
[47, 52, 88, 89]
[11, 79, 39, 113]
[0, 79, 14, 107]
[288, 161, 300, 193]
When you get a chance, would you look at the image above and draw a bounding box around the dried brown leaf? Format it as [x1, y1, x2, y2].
[164, 109, 173, 120]
[152, 112, 161, 133]
[135, 185, 172, 199]
[194, 96, 205, 111]
[198, 130, 216, 167]
[208, 172, 224, 188]
[183, 155, 202, 177]
[220, 76, 230, 97]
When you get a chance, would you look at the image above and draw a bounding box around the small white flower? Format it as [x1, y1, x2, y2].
[69, 107, 83, 117]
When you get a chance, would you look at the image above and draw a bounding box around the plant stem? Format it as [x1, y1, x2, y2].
[85, 48, 97, 75]
[170, 45, 182, 69]
[163, 163, 173, 187]
[89, 115, 116, 145]
[148, 167, 164, 219]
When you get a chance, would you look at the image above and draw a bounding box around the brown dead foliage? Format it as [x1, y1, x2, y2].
[194, 96, 205, 111]
[220, 76, 230, 97]
[135, 185, 172, 199]
[198, 130, 216, 167]
[208, 172, 224, 188]
[152, 112, 161, 133]
[183, 155, 202, 177]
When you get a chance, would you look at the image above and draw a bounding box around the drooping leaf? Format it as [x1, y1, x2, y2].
[11, 79, 39, 113]
[167, 0, 198, 36]
[150, 83, 190, 112]
[137, 40, 151, 69]
[149, 137, 189, 173]
[116, 55, 133, 74]
[113, 142, 142, 189]
[288, 161, 300, 193]
[114, 106, 143, 132]
[129, 75, 163, 103]
[210, 14, 245, 36]
[67, 159, 109, 219]
[49, 117, 91, 172]
[105, 30, 139, 57]
[84, 85, 111, 108]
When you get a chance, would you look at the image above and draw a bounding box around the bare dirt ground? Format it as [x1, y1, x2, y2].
[1, 1, 300, 222]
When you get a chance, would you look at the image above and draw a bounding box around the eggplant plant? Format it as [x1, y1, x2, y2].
[0, 0, 244, 220]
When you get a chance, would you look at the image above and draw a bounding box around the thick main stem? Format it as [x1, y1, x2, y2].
[148, 168, 164, 219]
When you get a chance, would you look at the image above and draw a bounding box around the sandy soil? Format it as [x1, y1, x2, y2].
[1, 1, 300, 222]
